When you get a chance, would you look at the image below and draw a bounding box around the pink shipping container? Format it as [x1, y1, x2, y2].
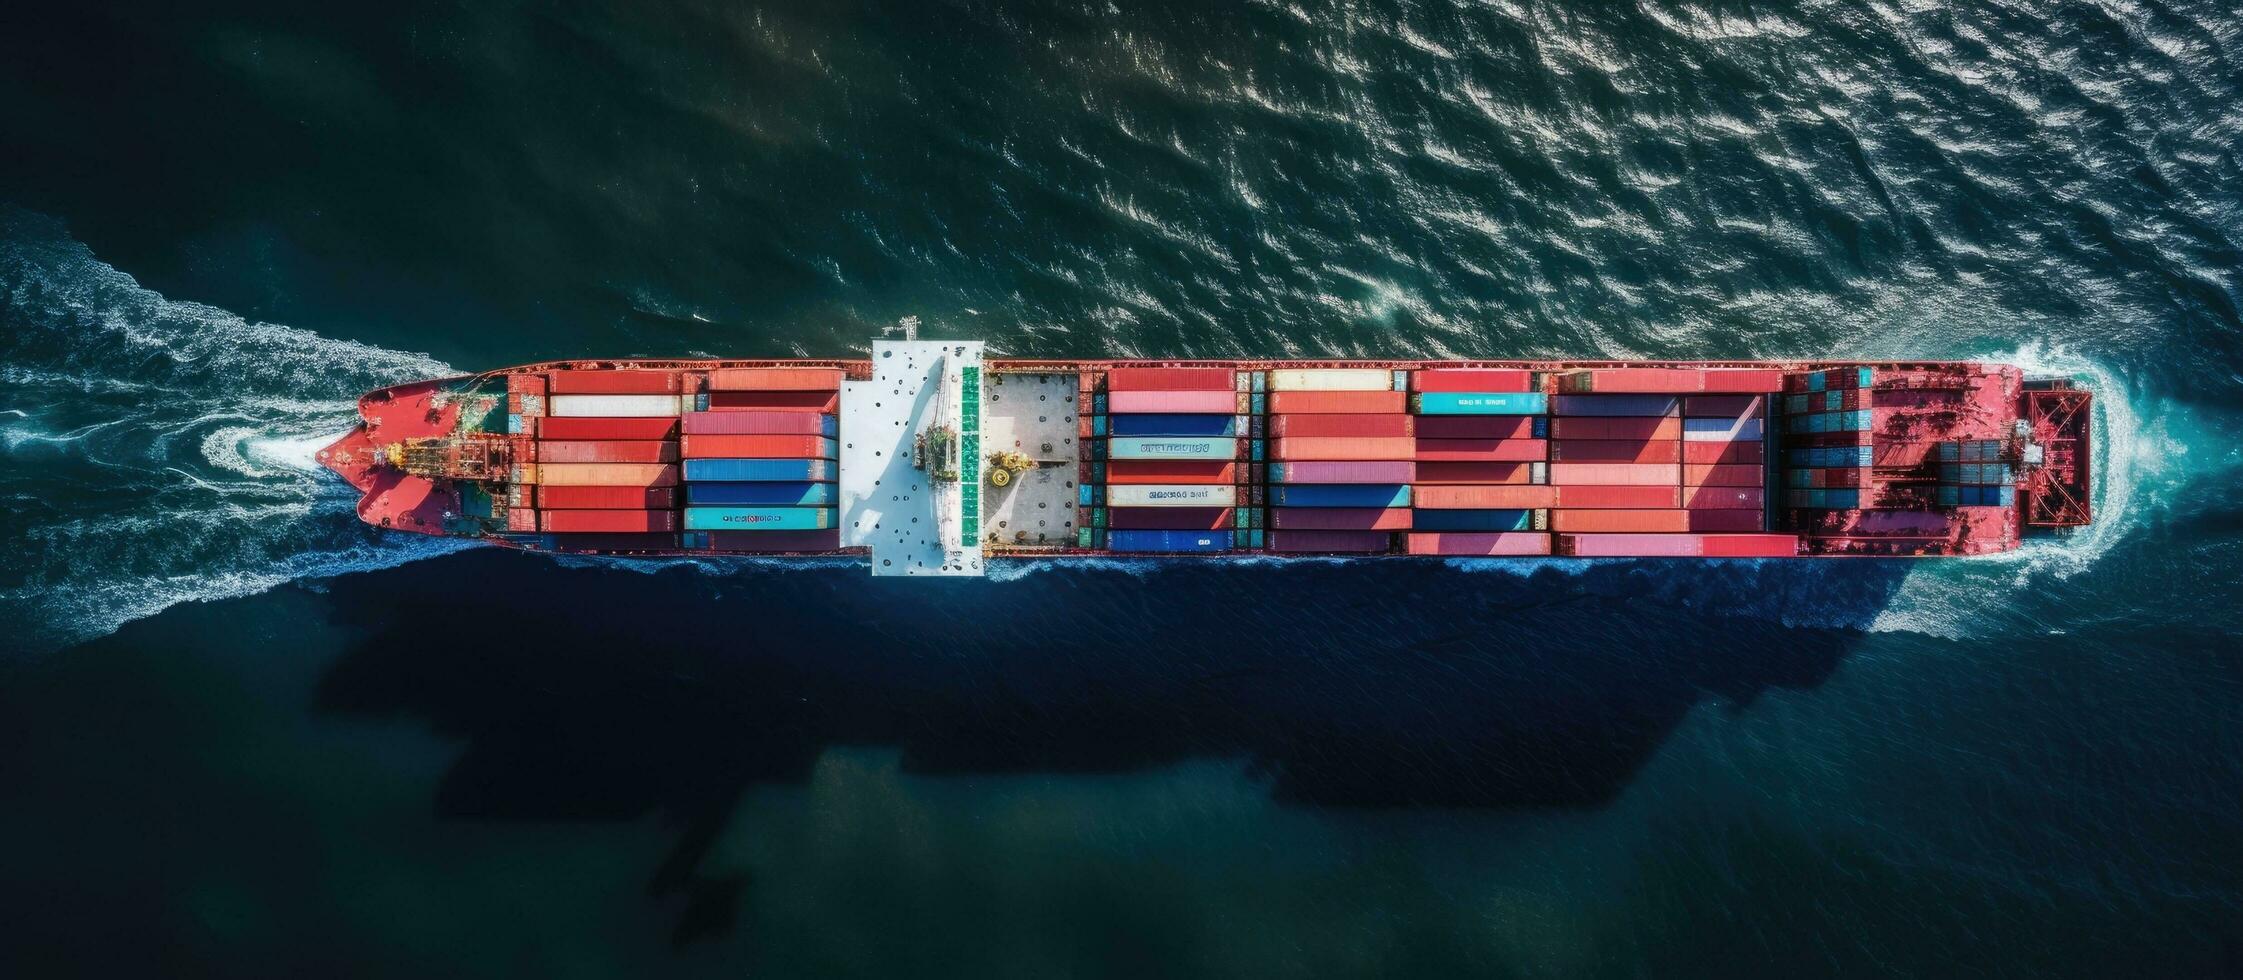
[1269, 507, 1412, 531]
[1684, 464, 1763, 487]
[1414, 438, 1547, 462]
[1266, 530, 1393, 553]
[707, 367, 844, 391]
[1271, 414, 1414, 438]
[546, 370, 683, 394]
[1109, 390, 1240, 414]
[1548, 462, 1682, 486]
[1682, 395, 1766, 418]
[1684, 441, 1765, 465]
[1404, 532, 1552, 556]
[1413, 485, 1559, 509]
[684, 411, 833, 435]
[1701, 534, 1801, 557]
[536, 417, 679, 440]
[1412, 415, 1538, 440]
[1271, 460, 1416, 483]
[1696, 370, 1784, 393]
[534, 441, 679, 464]
[1683, 486, 1765, 510]
[1555, 485, 1683, 509]
[1549, 440, 1681, 464]
[1687, 510, 1766, 532]
[1410, 368, 1533, 393]
[1413, 462, 1536, 485]
[1562, 368, 1703, 393]
[1271, 437, 1416, 461]
[1106, 367, 1236, 391]
[1107, 461, 1238, 484]
[1558, 533, 1705, 557]
[1548, 417, 1680, 441]
[1552, 509, 1691, 533]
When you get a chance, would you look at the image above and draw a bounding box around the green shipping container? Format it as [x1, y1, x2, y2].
[683, 507, 835, 531]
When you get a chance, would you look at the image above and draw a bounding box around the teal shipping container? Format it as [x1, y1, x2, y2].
[683, 507, 836, 531]
[1108, 437, 1237, 460]
[1411, 392, 1550, 415]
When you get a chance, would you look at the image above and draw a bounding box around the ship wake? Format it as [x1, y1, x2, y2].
[0, 208, 468, 656]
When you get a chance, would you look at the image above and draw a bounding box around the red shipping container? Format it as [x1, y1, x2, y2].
[534, 441, 679, 464]
[546, 370, 682, 394]
[1413, 485, 1559, 509]
[1109, 390, 1240, 413]
[506, 507, 537, 532]
[1269, 507, 1412, 531]
[1549, 440, 1681, 464]
[681, 434, 833, 459]
[698, 529, 843, 552]
[541, 509, 680, 533]
[1105, 367, 1236, 391]
[1412, 415, 1537, 439]
[1270, 414, 1414, 438]
[536, 416, 680, 440]
[684, 411, 832, 435]
[1108, 506, 1233, 530]
[1813, 468, 1873, 488]
[707, 367, 844, 391]
[1269, 391, 1407, 414]
[1413, 462, 1535, 485]
[1566, 367, 1703, 393]
[505, 374, 547, 395]
[706, 391, 839, 413]
[1556, 485, 1683, 509]
[1548, 462, 1681, 486]
[1271, 437, 1415, 461]
[1410, 368, 1533, 393]
[1266, 530, 1392, 553]
[1683, 464, 1762, 487]
[1414, 438, 1547, 462]
[1548, 417, 1680, 441]
[538, 485, 678, 509]
[1552, 509, 1690, 533]
[1683, 395, 1765, 418]
[1685, 486, 1764, 510]
[1684, 440, 1764, 465]
[1696, 370, 1784, 393]
[1107, 461, 1238, 484]
[1687, 510, 1765, 532]
[1700, 533, 1800, 557]
[1404, 532, 1551, 556]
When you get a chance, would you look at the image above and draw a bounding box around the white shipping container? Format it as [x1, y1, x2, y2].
[1266, 369, 1394, 392]
[548, 394, 689, 417]
[1105, 484, 1239, 508]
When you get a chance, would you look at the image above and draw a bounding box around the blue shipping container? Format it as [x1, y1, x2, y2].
[682, 507, 836, 531]
[1267, 484, 1412, 508]
[1413, 392, 1551, 415]
[1410, 508, 1535, 532]
[1108, 529, 1230, 553]
[1550, 394, 1677, 417]
[685, 482, 835, 506]
[683, 458, 834, 482]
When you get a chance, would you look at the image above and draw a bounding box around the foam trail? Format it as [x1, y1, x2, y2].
[0, 208, 463, 655]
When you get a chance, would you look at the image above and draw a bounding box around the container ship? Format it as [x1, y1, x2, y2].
[319, 336, 2094, 577]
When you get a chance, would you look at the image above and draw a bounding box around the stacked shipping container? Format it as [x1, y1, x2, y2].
[679, 368, 843, 551]
[1266, 369, 1412, 553]
[1092, 367, 1240, 553]
[510, 370, 683, 543]
[1403, 369, 1551, 556]
[1779, 367, 1878, 511]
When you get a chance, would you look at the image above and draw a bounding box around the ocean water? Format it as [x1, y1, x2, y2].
[2, 0, 2241, 976]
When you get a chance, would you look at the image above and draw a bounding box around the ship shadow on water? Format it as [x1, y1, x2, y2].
[307, 547, 1915, 946]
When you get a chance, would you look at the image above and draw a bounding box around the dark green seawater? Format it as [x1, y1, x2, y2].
[4, 1, 2242, 976]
